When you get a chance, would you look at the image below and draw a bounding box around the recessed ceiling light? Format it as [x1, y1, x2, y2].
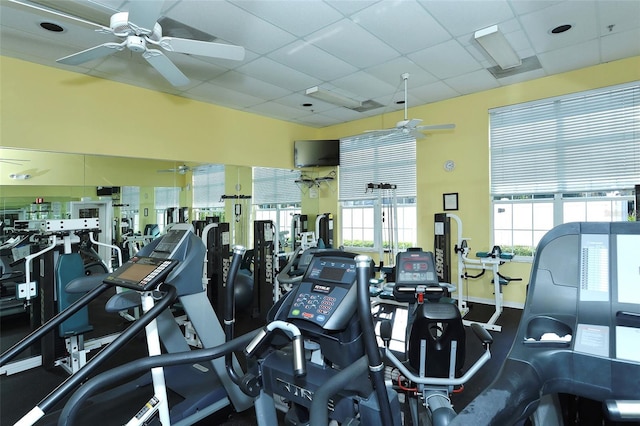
[551, 24, 572, 34]
[40, 22, 64, 32]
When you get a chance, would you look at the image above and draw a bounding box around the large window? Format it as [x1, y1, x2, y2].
[192, 164, 225, 221]
[339, 133, 417, 261]
[120, 186, 140, 234]
[154, 187, 180, 231]
[490, 83, 639, 257]
[253, 167, 302, 250]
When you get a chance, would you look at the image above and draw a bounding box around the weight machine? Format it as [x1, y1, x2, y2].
[1, 219, 122, 376]
[438, 214, 520, 332]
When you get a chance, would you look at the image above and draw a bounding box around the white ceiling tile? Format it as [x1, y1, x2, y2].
[519, 1, 599, 54]
[352, 1, 451, 53]
[410, 81, 461, 104]
[600, 28, 640, 62]
[597, 1, 640, 35]
[246, 101, 310, 121]
[364, 57, 438, 89]
[268, 40, 358, 81]
[209, 71, 292, 99]
[231, 0, 344, 37]
[507, 0, 562, 15]
[537, 39, 600, 74]
[409, 39, 483, 79]
[306, 18, 400, 68]
[185, 81, 265, 108]
[169, 1, 296, 54]
[420, 0, 515, 37]
[444, 69, 500, 94]
[331, 71, 398, 100]
[236, 57, 321, 91]
[325, 0, 380, 16]
[275, 93, 336, 113]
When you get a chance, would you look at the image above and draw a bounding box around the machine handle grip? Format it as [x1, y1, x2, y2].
[604, 400, 640, 421]
[292, 335, 306, 377]
[244, 327, 268, 358]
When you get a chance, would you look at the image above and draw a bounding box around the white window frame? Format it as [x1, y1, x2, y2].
[490, 83, 640, 260]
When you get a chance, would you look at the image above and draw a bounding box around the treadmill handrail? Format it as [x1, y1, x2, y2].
[57, 329, 260, 426]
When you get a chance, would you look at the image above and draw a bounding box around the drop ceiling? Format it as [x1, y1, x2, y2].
[1, 0, 639, 128]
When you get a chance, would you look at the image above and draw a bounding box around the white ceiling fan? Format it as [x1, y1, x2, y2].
[157, 164, 192, 175]
[52, 0, 245, 87]
[365, 73, 455, 140]
[0, 157, 30, 166]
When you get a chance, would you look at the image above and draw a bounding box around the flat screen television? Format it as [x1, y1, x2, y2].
[294, 139, 340, 168]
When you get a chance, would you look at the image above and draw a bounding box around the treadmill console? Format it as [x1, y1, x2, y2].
[287, 255, 358, 331]
[104, 225, 192, 291]
[104, 256, 178, 291]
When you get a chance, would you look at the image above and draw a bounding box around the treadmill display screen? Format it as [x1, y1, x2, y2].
[104, 256, 179, 291]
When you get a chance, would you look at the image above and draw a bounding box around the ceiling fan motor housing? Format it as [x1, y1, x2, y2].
[110, 12, 162, 41]
[126, 36, 146, 52]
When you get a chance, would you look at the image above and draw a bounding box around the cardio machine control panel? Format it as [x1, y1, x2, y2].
[287, 255, 358, 331]
[103, 256, 178, 291]
[393, 251, 441, 302]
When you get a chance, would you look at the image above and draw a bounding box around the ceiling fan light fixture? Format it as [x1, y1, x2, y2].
[9, 173, 31, 180]
[474, 25, 522, 70]
[305, 86, 362, 109]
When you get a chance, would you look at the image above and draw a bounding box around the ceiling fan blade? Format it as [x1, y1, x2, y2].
[410, 130, 427, 140]
[416, 124, 456, 131]
[127, 0, 164, 35]
[159, 37, 245, 61]
[57, 42, 125, 65]
[142, 49, 190, 86]
[404, 118, 423, 128]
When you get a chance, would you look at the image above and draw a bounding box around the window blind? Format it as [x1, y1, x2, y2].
[120, 186, 140, 211]
[253, 167, 301, 204]
[490, 82, 640, 195]
[192, 164, 225, 208]
[154, 187, 180, 210]
[339, 133, 416, 200]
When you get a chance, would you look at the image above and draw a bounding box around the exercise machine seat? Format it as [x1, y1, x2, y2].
[57, 253, 93, 337]
[408, 301, 466, 378]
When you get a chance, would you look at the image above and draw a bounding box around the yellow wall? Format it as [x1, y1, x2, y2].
[2, 55, 639, 307]
[0, 56, 319, 168]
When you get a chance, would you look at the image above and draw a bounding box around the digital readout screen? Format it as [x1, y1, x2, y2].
[116, 262, 159, 286]
[318, 266, 346, 282]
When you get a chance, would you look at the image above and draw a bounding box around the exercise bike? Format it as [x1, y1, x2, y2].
[369, 249, 494, 426]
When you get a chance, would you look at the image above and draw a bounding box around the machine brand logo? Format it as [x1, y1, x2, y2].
[435, 247, 445, 280]
[265, 248, 273, 285]
[276, 378, 313, 401]
[222, 256, 230, 285]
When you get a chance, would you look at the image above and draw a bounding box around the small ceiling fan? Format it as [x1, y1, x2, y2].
[55, 0, 245, 87]
[157, 164, 192, 175]
[0, 157, 30, 166]
[365, 73, 455, 140]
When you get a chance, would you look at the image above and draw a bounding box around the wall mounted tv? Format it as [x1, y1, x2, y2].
[294, 139, 340, 168]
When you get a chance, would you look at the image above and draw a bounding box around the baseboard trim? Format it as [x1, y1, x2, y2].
[455, 296, 524, 310]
